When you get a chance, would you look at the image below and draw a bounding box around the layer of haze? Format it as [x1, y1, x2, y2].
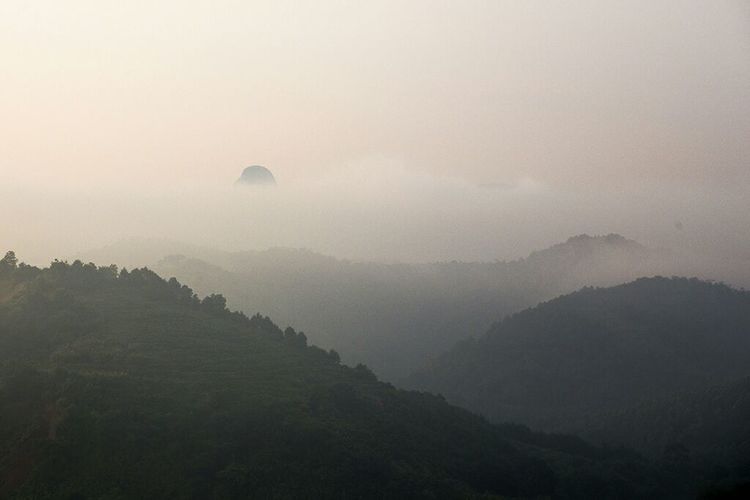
[1, 1, 748, 268]
[2, 0, 749, 188]
[2, 162, 749, 268]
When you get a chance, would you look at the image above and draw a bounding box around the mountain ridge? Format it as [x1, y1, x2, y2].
[0, 254, 681, 499]
[406, 277, 750, 433]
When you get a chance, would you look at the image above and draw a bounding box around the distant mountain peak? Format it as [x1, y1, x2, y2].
[236, 165, 276, 186]
[524, 233, 647, 265]
[564, 233, 632, 245]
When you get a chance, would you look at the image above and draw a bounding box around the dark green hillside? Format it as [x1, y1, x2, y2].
[407, 277, 750, 432]
[0, 253, 673, 499]
[584, 376, 750, 464]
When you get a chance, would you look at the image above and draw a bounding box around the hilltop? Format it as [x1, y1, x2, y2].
[407, 277, 750, 432]
[0, 253, 674, 499]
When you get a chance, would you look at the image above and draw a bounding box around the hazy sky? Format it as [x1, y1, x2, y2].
[1, 1, 749, 268]
[2, 0, 748, 189]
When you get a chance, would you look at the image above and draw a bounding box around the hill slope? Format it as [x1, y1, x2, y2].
[584, 376, 750, 465]
[134, 234, 672, 381]
[0, 256, 675, 499]
[407, 277, 750, 433]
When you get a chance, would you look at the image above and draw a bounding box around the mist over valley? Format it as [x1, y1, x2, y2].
[2, 1, 749, 497]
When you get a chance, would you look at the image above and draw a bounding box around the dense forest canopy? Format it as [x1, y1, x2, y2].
[408, 277, 750, 426]
[406, 276, 750, 492]
[583, 376, 750, 466]
[0, 253, 696, 499]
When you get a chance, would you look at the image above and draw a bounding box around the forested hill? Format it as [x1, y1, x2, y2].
[0, 253, 679, 499]
[145, 233, 672, 381]
[582, 376, 750, 465]
[407, 277, 750, 432]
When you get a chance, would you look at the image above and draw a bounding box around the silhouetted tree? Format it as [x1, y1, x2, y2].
[201, 294, 227, 314]
[0, 251, 18, 271]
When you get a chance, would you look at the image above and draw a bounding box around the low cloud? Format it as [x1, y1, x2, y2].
[1, 160, 748, 279]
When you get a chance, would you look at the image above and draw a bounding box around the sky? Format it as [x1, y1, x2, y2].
[0, 1, 749, 265]
[1, 0, 748, 189]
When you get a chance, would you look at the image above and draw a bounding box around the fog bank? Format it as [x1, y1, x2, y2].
[2, 163, 748, 277]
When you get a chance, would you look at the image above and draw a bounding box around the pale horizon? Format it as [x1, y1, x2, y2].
[1, 0, 749, 270]
[2, 0, 748, 190]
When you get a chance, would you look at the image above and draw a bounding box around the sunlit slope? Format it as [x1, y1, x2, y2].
[0, 258, 670, 499]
